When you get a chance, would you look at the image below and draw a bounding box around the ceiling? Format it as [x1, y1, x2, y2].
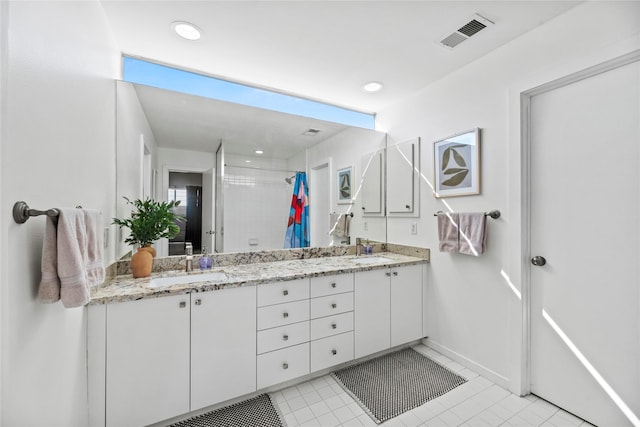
[101, 1, 579, 114]
[131, 83, 352, 157]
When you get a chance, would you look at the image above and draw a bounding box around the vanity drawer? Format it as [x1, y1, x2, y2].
[310, 274, 353, 298]
[257, 300, 309, 330]
[310, 292, 353, 319]
[257, 278, 310, 307]
[310, 312, 353, 340]
[257, 321, 309, 354]
[310, 332, 354, 373]
[257, 343, 309, 389]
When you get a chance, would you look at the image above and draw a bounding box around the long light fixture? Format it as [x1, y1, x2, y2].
[172, 21, 202, 41]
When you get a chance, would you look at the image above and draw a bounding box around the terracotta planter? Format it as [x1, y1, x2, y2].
[131, 248, 153, 278]
[140, 245, 157, 257]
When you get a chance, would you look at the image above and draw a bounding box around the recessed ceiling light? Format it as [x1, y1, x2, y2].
[362, 81, 384, 93]
[245, 160, 251, 163]
[255, 150, 264, 154]
[172, 21, 202, 41]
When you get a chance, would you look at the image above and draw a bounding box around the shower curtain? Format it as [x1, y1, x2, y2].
[284, 172, 310, 248]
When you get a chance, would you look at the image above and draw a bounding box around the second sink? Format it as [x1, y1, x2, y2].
[149, 272, 228, 288]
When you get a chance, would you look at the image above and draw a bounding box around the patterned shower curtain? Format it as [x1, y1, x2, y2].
[284, 172, 310, 248]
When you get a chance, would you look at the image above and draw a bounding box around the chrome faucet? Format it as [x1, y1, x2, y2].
[185, 243, 193, 272]
[355, 237, 364, 256]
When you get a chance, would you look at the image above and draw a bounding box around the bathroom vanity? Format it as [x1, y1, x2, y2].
[87, 249, 428, 427]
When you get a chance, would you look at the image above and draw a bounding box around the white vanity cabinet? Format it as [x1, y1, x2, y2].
[191, 286, 257, 411]
[309, 274, 355, 372]
[354, 263, 424, 359]
[105, 294, 191, 427]
[94, 286, 257, 427]
[256, 278, 310, 389]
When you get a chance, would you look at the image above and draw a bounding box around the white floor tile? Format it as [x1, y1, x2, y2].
[268, 345, 589, 427]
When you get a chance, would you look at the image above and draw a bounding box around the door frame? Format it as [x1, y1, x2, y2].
[519, 49, 640, 396]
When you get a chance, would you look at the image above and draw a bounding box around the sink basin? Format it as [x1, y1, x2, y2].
[352, 256, 392, 265]
[148, 272, 228, 288]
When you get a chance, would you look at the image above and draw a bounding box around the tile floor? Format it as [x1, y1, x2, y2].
[269, 344, 594, 427]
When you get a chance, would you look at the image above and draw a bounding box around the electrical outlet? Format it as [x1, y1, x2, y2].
[411, 222, 418, 235]
[363, 222, 368, 231]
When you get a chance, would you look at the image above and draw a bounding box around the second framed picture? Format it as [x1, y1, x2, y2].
[337, 166, 353, 204]
[433, 128, 480, 198]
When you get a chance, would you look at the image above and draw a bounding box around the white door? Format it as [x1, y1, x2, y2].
[201, 167, 215, 252]
[310, 161, 330, 247]
[529, 59, 639, 426]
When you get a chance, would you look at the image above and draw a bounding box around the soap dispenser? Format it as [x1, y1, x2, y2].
[199, 245, 213, 270]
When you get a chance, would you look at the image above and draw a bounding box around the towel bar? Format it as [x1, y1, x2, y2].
[433, 210, 501, 219]
[13, 201, 82, 224]
[331, 212, 354, 217]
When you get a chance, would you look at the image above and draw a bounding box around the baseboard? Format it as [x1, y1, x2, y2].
[422, 338, 510, 389]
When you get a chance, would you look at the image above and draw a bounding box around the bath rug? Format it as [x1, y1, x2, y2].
[332, 347, 467, 424]
[169, 393, 285, 427]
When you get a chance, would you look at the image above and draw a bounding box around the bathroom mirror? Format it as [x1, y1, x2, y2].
[115, 80, 387, 259]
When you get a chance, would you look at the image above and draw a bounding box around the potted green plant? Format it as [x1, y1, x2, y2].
[113, 197, 185, 278]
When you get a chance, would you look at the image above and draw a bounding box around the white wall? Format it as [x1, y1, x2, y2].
[0, 2, 119, 426]
[116, 81, 159, 259]
[307, 127, 387, 245]
[376, 1, 640, 392]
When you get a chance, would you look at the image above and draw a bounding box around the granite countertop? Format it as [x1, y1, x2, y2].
[90, 252, 426, 305]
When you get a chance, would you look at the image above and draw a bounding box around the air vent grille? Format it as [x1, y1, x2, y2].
[439, 13, 494, 49]
[458, 19, 487, 37]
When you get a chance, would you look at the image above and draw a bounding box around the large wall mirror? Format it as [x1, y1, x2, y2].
[115, 80, 387, 259]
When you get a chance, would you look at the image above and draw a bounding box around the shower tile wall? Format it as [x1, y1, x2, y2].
[223, 164, 293, 252]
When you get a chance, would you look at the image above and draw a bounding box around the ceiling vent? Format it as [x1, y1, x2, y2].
[302, 128, 321, 136]
[440, 14, 494, 49]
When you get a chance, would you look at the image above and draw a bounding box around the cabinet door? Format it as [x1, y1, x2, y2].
[391, 264, 424, 346]
[191, 287, 257, 411]
[354, 269, 390, 358]
[106, 294, 190, 427]
[361, 150, 384, 216]
[387, 138, 420, 216]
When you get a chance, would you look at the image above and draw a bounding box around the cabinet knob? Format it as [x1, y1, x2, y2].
[331, 323, 337, 329]
[386, 272, 391, 277]
[331, 283, 337, 288]
[282, 363, 289, 370]
[179, 301, 186, 308]
[283, 334, 289, 341]
[406, 204, 411, 209]
[195, 298, 202, 305]
[283, 290, 289, 296]
[393, 271, 398, 276]
[331, 303, 337, 309]
[332, 349, 337, 355]
[283, 312, 289, 318]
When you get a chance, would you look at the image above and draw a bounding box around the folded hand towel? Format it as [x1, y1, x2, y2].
[329, 213, 350, 238]
[437, 212, 459, 253]
[38, 208, 104, 308]
[458, 213, 487, 256]
[38, 216, 61, 303]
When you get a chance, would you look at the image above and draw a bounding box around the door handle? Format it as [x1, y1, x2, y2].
[531, 256, 547, 266]
[205, 230, 215, 235]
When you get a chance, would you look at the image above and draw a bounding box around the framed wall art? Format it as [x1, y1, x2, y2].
[433, 128, 480, 198]
[337, 166, 353, 204]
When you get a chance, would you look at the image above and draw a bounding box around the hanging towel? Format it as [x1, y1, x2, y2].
[38, 208, 104, 308]
[284, 172, 310, 248]
[437, 212, 459, 253]
[458, 213, 487, 256]
[329, 213, 350, 238]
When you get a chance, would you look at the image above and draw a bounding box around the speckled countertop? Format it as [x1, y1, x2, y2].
[90, 251, 427, 305]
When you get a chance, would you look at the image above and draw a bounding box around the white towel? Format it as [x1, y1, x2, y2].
[329, 213, 350, 238]
[437, 212, 459, 253]
[38, 208, 104, 308]
[458, 213, 487, 256]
